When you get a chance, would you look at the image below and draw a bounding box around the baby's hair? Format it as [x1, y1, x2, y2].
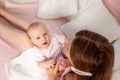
[27, 22, 45, 32]
[70, 30, 114, 80]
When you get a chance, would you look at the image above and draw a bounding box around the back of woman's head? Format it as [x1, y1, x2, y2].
[70, 30, 114, 80]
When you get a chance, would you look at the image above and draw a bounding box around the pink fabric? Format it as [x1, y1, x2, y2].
[0, 1, 66, 80]
[0, 0, 38, 9]
[0, 38, 21, 80]
[102, 0, 120, 23]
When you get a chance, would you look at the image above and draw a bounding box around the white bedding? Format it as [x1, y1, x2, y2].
[1, 0, 120, 80]
[5, 54, 48, 80]
[112, 39, 120, 80]
[61, 0, 120, 42]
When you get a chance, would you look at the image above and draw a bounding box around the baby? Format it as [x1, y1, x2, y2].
[24, 22, 70, 70]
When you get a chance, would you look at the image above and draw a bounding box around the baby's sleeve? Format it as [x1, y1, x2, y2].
[21, 47, 46, 62]
[53, 34, 65, 45]
[32, 48, 46, 61]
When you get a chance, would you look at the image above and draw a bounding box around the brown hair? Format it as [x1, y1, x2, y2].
[70, 30, 114, 80]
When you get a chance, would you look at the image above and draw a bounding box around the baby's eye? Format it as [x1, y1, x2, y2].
[36, 37, 40, 39]
[43, 33, 47, 36]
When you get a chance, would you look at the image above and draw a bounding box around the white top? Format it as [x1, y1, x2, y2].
[21, 34, 65, 61]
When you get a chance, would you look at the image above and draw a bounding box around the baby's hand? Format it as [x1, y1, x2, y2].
[38, 60, 56, 69]
[57, 59, 71, 71]
[57, 60, 67, 71]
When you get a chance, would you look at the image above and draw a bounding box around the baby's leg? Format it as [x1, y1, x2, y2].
[0, 22, 33, 51]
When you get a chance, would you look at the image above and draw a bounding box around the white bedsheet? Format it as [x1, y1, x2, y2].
[5, 54, 48, 80]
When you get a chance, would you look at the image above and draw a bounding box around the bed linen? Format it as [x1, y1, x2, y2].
[61, 0, 120, 42]
[5, 51, 47, 80]
[0, 1, 66, 80]
[102, 0, 120, 23]
[112, 39, 120, 80]
[1, 0, 120, 80]
[37, 0, 78, 19]
[9, 0, 37, 4]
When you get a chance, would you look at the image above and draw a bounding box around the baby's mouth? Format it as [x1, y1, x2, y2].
[43, 42, 47, 45]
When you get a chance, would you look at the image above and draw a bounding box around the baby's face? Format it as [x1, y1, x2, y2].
[28, 25, 50, 48]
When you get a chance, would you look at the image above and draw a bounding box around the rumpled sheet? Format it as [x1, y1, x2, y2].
[5, 53, 48, 80]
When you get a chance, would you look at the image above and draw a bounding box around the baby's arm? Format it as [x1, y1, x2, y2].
[57, 59, 71, 71]
[37, 60, 56, 69]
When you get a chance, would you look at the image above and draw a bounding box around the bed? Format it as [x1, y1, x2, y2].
[0, 0, 66, 80]
[0, 0, 120, 80]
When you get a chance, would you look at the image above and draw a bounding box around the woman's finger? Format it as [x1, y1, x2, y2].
[54, 63, 59, 72]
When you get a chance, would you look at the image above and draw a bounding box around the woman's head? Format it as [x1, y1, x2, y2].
[69, 30, 114, 80]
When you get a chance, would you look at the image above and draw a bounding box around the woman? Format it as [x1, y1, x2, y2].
[47, 30, 114, 80]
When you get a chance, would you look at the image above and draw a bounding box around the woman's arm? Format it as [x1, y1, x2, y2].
[46, 63, 59, 80]
[0, 21, 33, 51]
[0, 7, 30, 31]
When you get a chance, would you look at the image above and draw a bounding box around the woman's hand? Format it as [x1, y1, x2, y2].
[46, 63, 59, 80]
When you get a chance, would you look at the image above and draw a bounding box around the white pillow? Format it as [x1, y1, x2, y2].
[61, 0, 120, 42]
[112, 69, 120, 80]
[112, 39, 120, 80]
[37, 0, 78, 19]
[66, 0, 90, 21]
[113, 39, 120, 70]
[9, 0, 37, 3]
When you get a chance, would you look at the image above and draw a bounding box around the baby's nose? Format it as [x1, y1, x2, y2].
[41, 37, 46, 41]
